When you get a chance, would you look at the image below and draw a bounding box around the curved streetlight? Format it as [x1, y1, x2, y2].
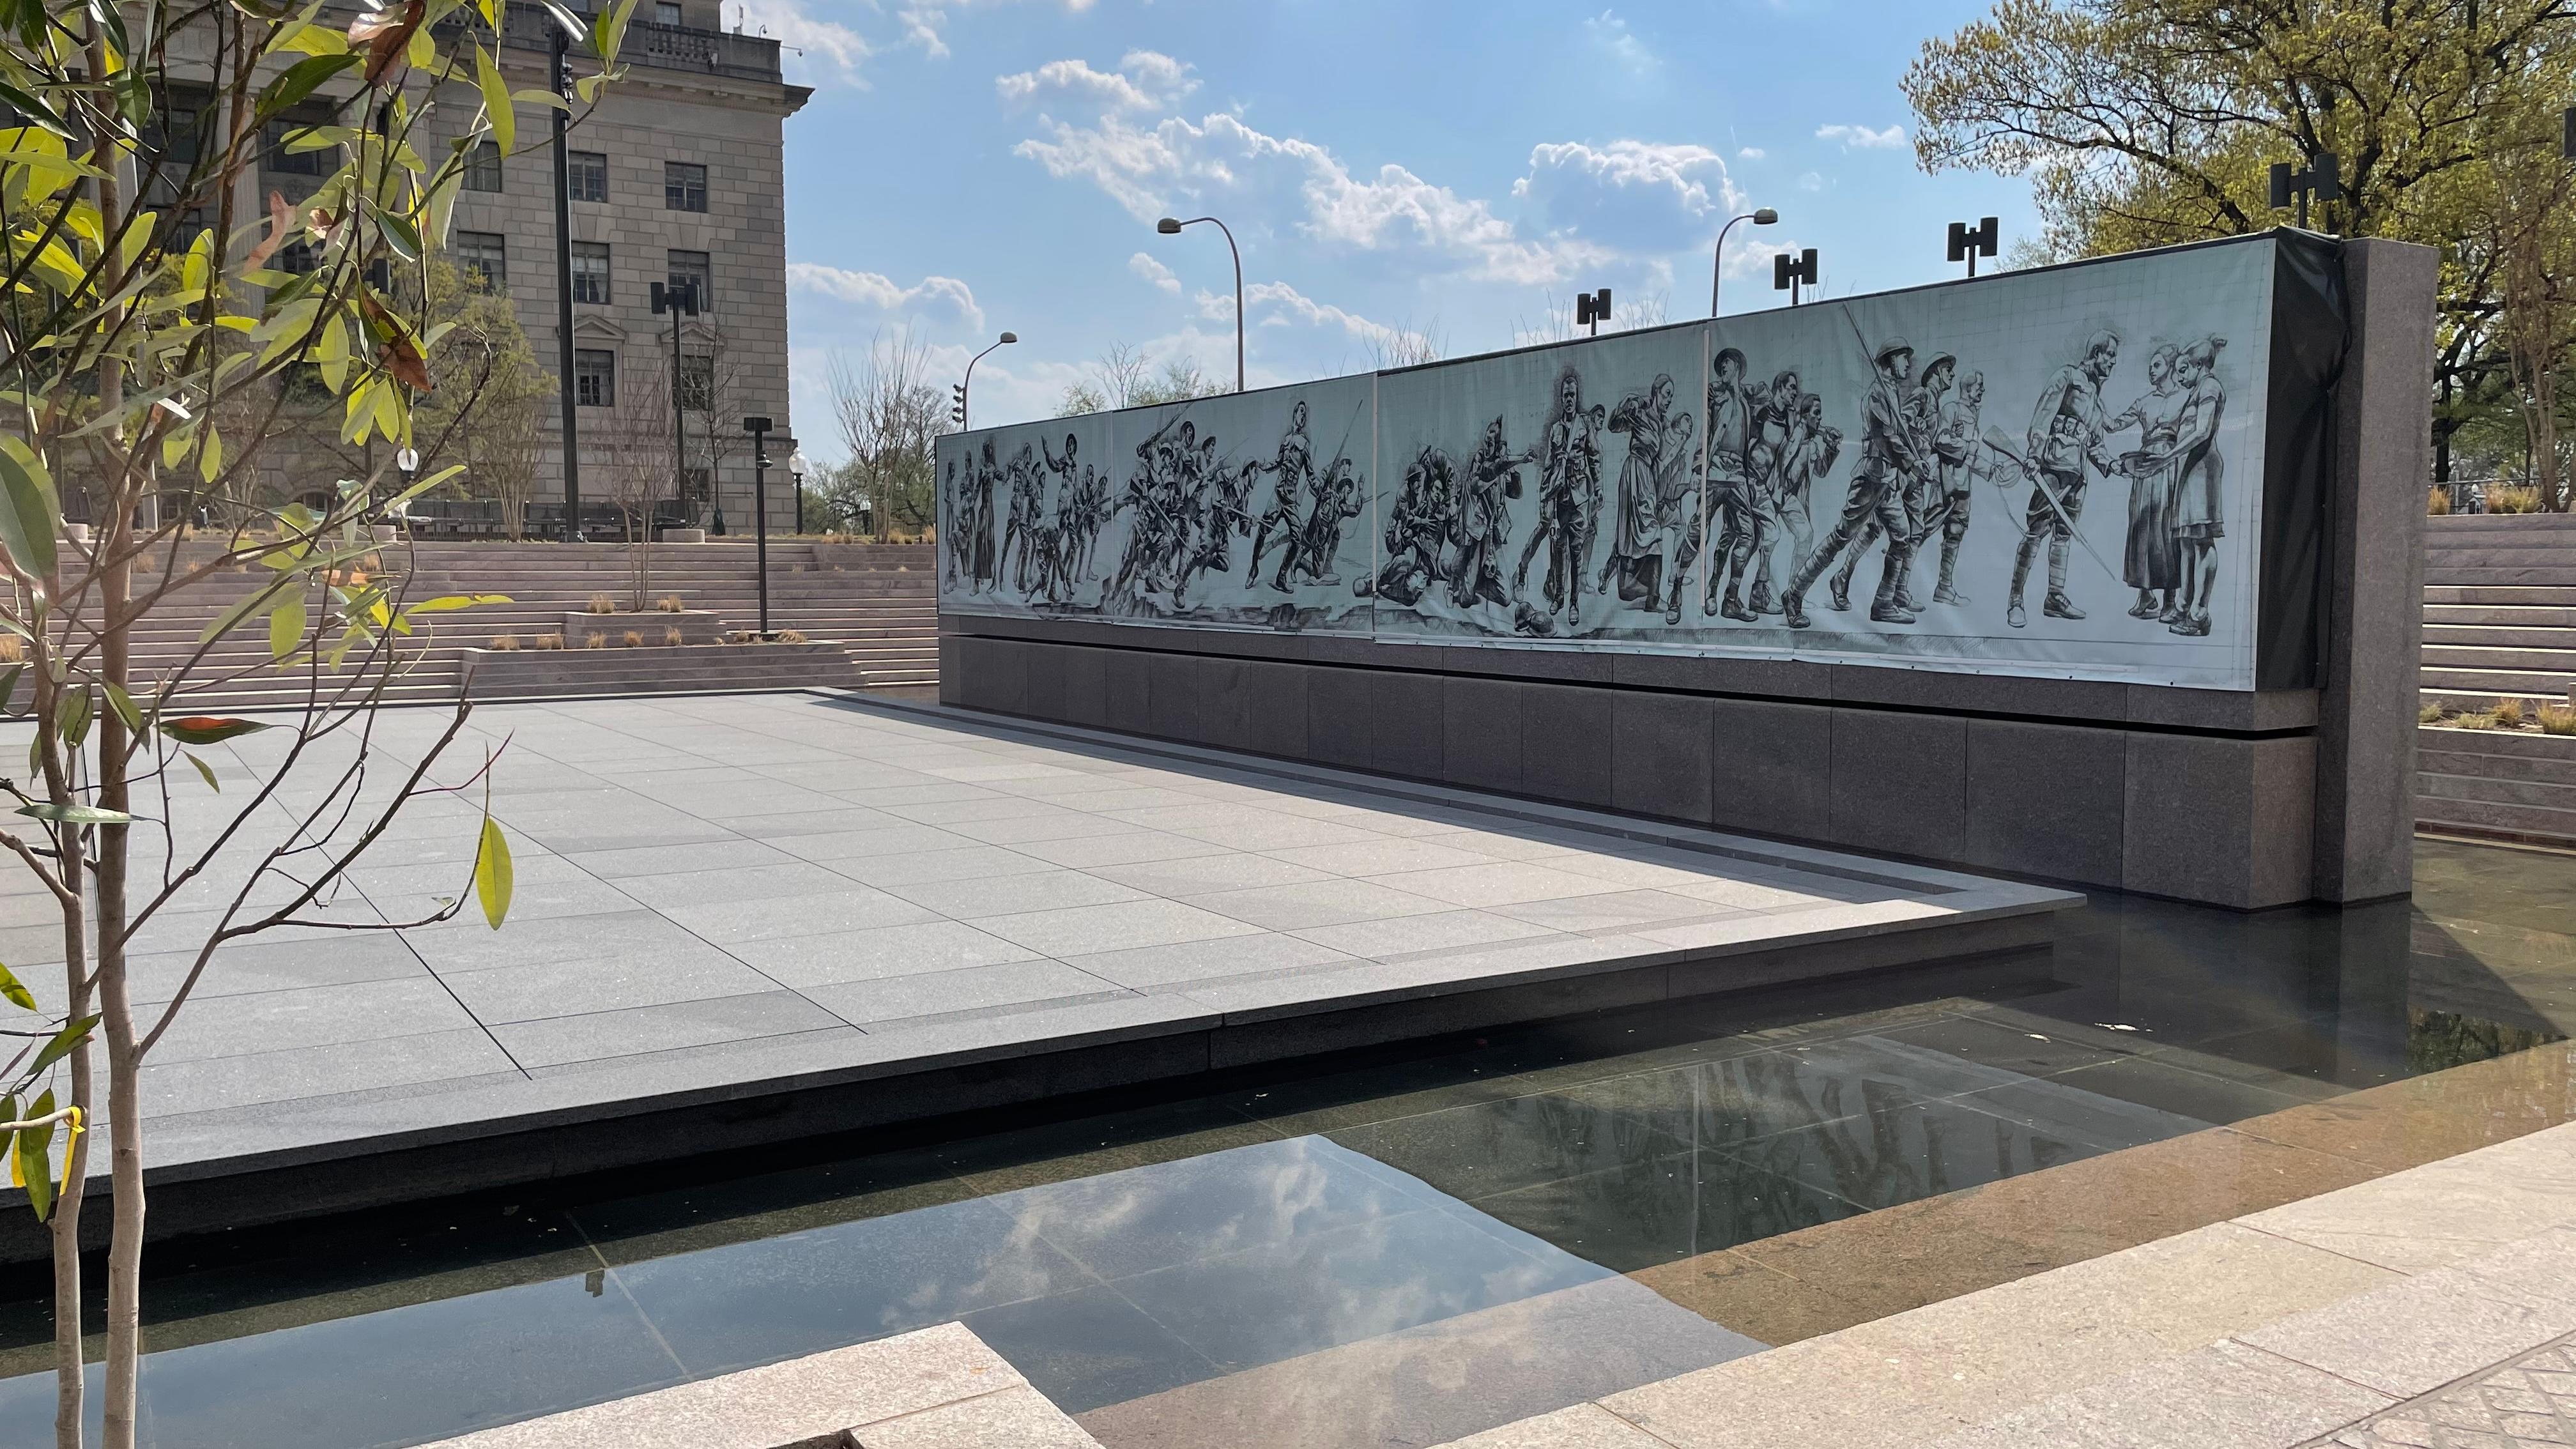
[1158, 215, 1243, 392]
[956, 331, 1016, 431]
[1709, 207, 1780, 318]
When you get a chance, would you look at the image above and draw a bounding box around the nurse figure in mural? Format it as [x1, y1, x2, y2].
[2105, 344, 2184, 624]
[1600, 373, 1699, 625]
[2164, 336, 2228, 638]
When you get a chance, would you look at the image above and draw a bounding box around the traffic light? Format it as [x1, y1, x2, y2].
[951, 382, 967, 427]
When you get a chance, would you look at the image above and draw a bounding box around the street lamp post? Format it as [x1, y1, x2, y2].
[1157, 215, 1243, 391]
[744, 416, 774, 636]
[650, 279, 701, 537]
[953, 331, 1017, 431]
[789, 448, 809, 535]
[1709, 208, 1779, 316]
[547, 19, 581, 542]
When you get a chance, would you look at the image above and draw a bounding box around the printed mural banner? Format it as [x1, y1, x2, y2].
[940, 233, 2288, 690]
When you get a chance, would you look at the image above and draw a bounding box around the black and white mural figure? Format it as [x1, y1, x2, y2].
[944, 234, 2281, 687]
[1598, 373, 1701, 625]
[2005, 329, 2120, 629]
[1781, 335, 1926, 629]
[1514, 367, 1607, 634]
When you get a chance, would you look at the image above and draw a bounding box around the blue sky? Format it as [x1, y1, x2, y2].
[753, 0, 2041, 461]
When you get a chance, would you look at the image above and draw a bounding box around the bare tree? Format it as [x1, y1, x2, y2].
[593, 357, 683, 608]
[1367, 314, 1448, 369]
[827, 328, 950, 540]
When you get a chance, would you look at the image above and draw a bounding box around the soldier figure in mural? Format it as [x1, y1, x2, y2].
[1283, 457, 1365, 589]
[1598, 373, 1700, 625]
[1245, 399, 1315, 592]
[1782, 336, 1926, 629]
[1450, 418, 1532, 610]
[1699, 349, 1757, 622]
[1829, 351, 1950, 616]
[967, 438, 1001, 593]
[1728, 366, 1805, 619]
[1925, 369, 1989, 606]
[1514, 367, 1606, 633]
[1361, 445, 1457, 606]
[1754, 392, 1840, 613]
[2007, 329, 2120, 629]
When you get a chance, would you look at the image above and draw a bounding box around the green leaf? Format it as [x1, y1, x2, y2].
[592, 0, 633, 65]
[0, 666, 20, 715]
[269, 595, 307, 662]
[0, 966, 33, 1012]
[15, 1089, 54, 1222]
[160, 716, 273, 745]
[257, 52, 361, 121]
[102, 681, 142, 733]
[52, 687, 89, 747]
[0, 438, 58, 578]
[27, 1018, 93, 1077]
[185, 751, 220, 793]
[473, 816, 512, 930]
[14, 804, 132, 826]
[475, 43, 514, 155]
[405, 594, 512, 614]
[370, 199, 421, 263]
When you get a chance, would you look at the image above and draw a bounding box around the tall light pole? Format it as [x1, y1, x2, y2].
[1709, 207, 1779, 316]
[744, 416, 774, 636]
[546, 17, 583, 542]
[953, 330, 1016, 431]
[1158, 215, 1243, 392]
[650, 279, 700, 533]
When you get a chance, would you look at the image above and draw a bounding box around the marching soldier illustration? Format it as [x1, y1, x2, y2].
[2007, 330, 2120, 629]
[1782, 335, 1927, 629]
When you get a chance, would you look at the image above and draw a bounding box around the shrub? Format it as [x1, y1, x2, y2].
[492, 634, 521, 652]
[2539, 706, 2576, 736]
[2489, 484, 2546, 514]
[776, 629, 808, 643]
[663, 627, 684, 647]
[2456, 710, 2497, 730]
[586, 592, 616, 614]
[0, 634, 23, 664]
[622, 629, 644, 647]
[2419, 701, 2447, 724]
[656, 595, 685, 613]
[584, 631, 606, 649]
[2492, 697, 2527, 728]
[2427, 487, 2452, 516]
[535, 632, 564, 650]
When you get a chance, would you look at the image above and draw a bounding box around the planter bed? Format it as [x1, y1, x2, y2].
[459, 640, 864, 701]
[556, 608, 726, 647]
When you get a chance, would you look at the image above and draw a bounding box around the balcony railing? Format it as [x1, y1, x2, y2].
[483, 4, 784, 84]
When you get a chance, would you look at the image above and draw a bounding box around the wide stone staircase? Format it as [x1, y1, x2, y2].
[72, 538, 935, 714]
[2418, 512, 2576, 841]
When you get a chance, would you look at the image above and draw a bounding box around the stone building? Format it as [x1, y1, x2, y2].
[428, 0, 813, 532]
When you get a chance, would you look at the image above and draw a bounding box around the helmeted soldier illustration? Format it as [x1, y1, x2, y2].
[1758, 392, 1840, 611]
[1782, 335, 1927, 629]
[1926, 369, 1989, 605]
[1829, 350, 1947, 616]
[1245, 399, 1314, 591]
[1701, 349, 1759, 622]
[1450, 417, 1533, 610]
[1360, 444, 1457, 606]
[2008, 329, 2120, 629]
[1733, 367, 1804, 618]
[1513, 366, 1606, 632]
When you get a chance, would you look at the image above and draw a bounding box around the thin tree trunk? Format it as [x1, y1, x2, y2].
[51, 836, 90, 1449]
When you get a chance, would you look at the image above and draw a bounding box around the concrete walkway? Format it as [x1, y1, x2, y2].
[1432, 1110, 2576, 1448]
[0, 692, 2070, 1248]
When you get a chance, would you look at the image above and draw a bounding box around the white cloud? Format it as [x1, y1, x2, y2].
[997, 51, 1198, 112]
[1128, 250, 1181, 293]
[1815, 123, 1906, 151]
[1738, 146, 1765, 160]
[1797, 171, 1825, 192]
[1012, 106, 1602, 284]
[737, 0, 873, 82]
[896, 0, 1097, 60]
[786, 263, 985, 329]
[1512, 140, 1742, 251]
[1197, 280, 1398, 346]
[1584, 10, 1659, 75]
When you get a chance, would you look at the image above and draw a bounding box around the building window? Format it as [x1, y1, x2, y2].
[463, 141, 502, 193]
[456, 231, 507, 293]
[568, 150, 608, 203]
[666, 249, 710, 311]
[664, 160, 707, 213]
[146, 103, 200, 165]
[574, 349, 617, 408]
[571, 241, 611, 304]
[276, 239, 321, 275]
[654, 1, 682, 24]
[673, 353, 713, 411]
[264, 120, 325, 177]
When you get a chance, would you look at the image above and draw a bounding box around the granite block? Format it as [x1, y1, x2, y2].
[1200, 657, 1254, 751]
[1612, 692, 1715, 825]
[1709, 697, 1832, 840]
[1022, 641, 1067, 721]
[1370, 670, 1446, 781]
[1828, 709, 1965, 861]
[1829, 664, 2125, 724]
[1146, 650, 1202, 742]
[1101, 650, 1152, 735]
[1442, 676, 1525, 793]
[1060, 646, 1110, 729]
[1963, 718, 2126, 887]
[1308, 667, 1376, 770]
[1522, 684, 1616, 807]
[2122, 733, 2315, 908]
[1246, 660, 1312, 759]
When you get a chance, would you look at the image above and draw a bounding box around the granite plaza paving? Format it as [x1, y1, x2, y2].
[0, 691, 2073, 1197]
